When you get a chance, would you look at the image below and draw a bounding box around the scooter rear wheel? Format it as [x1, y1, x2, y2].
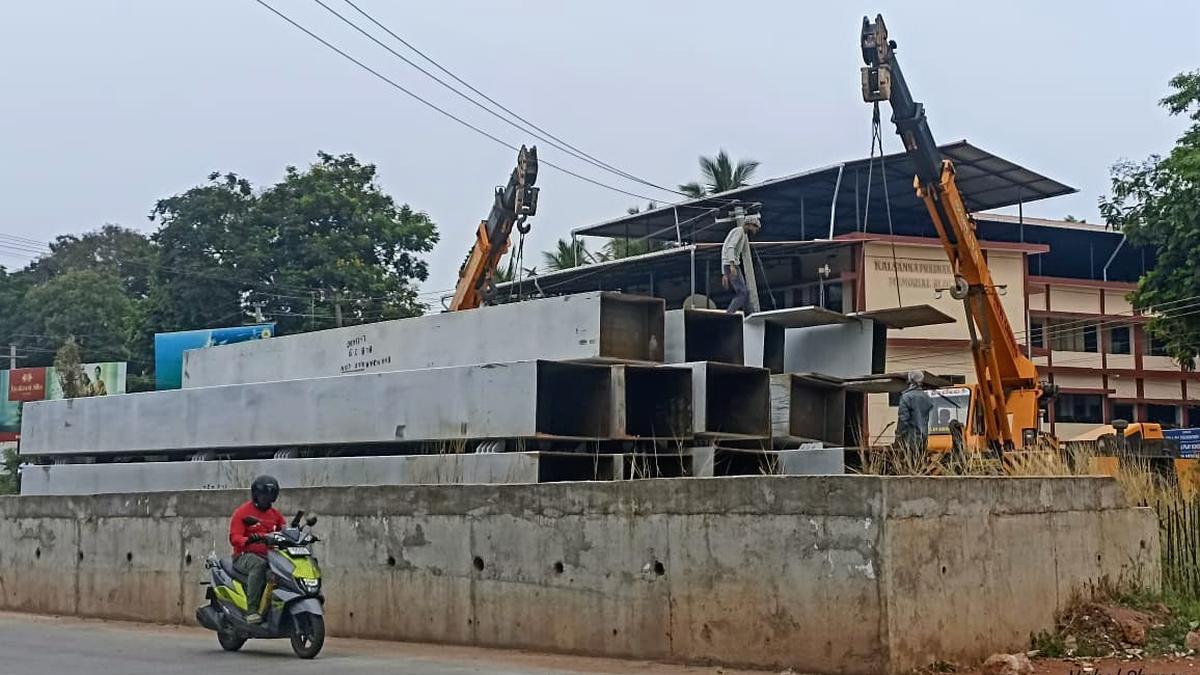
[217, 623, 246, 652]
[290, 614, 324, 659]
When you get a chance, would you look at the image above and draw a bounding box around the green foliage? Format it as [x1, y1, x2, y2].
[253, 152, 438, 332]
[542, 238, 592, 271]
[52, 336, 87, 398]
[601, 237, 669, 261]
[0, 151, 437, 386]
[23, 270, 133, 363]
[1101, 70, 1200, 369]
[678, 150, 759, 198]
[0, 446, 20, 495]
[1029, 630, 1066, 658]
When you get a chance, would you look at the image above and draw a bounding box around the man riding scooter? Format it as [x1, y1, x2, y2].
[228, 475, 287, 624]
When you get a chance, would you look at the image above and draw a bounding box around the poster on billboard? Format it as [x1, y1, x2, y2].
[0, 371, 20, 442]
[0, 362, 127, 442]
[154, 324, 274, 390]
[45, 362, 128, 400]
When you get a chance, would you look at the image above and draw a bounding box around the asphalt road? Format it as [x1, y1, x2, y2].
[0, 612, 750, 675]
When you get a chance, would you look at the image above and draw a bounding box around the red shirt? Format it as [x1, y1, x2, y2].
[229, 500, 286, 557]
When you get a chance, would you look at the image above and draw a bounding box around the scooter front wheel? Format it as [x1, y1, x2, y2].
[290, 614, 324, 659]
[217, 623, 246, 652]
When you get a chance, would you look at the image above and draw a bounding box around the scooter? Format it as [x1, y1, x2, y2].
[195, 510, 326, 659]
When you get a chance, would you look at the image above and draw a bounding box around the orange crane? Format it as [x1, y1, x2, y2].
[449, 145, 539, 311]
[860, 15, 1050, 452]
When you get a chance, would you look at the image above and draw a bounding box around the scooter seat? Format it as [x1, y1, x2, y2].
[219, 557, 250, 585]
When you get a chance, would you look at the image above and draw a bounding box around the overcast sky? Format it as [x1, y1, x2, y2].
[2, 1, 1196, 299]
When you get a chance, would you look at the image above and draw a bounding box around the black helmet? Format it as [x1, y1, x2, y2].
[250, 475, 280, 510]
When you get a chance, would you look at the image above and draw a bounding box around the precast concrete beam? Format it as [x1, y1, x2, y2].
[183, 292, 665, 388]
[684, 362, 770, 439]
[20, 360, 613, 457]
[664, 309, 743, 364]
[770, 373, 847, 446]
[609, 364, 693, 440]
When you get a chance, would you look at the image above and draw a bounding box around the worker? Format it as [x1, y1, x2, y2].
[229, 475, 286, 624]
[896, 371, 933, 457]
[721, 214, 761, 314]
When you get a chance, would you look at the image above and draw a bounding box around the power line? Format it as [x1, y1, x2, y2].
[251, 0, 737, 211]
[326, 0, 696, 201]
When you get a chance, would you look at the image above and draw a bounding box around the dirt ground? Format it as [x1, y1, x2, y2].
[971, 657, 1200, 674]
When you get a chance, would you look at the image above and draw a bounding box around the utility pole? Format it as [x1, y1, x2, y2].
[8, 344, 17, 370]
[334, 296, 343, 328]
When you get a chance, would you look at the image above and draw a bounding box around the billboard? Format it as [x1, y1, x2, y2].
[154, 324, 274, 390]
[7, 367, 47, 402]
[0, 362, 127, 442]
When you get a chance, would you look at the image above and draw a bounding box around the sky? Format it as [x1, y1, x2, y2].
[1, 1, 1196, 301]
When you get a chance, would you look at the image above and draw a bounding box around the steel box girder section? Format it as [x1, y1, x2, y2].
[20, 360, 613, 456]
[183, 292, 665, 389]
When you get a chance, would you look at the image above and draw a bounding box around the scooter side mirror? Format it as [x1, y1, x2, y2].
[305, 516, 318, 527]
[291, 510, 306, 528]
[242, 516, 260, 526]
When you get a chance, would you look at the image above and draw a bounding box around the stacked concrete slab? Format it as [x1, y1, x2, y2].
[20, 292, 789, 493]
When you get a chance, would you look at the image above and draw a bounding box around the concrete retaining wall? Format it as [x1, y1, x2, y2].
[0, 476, 1158, 673]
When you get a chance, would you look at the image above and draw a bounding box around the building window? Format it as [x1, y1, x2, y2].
[1030, 321, 1045, 349]
[1083, 325, 1099, 353]
[1146, 404, 1179, 428]
[1048, 320, 1099, 353]
[1189, 406, 1200, 427]
[1108, 325, 1131, 355]
[1055, 394, 1104, 424]
[1146, 331, 1170, 357]
[1112, 402, 1135, 423]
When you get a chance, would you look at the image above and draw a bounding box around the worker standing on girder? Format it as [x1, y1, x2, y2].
[720, 207, 761, 314]
[896, 371, 934, 459]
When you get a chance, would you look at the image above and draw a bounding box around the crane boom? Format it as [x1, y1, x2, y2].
[860, 15, 1043, 450]
[449, 145, 539, 312]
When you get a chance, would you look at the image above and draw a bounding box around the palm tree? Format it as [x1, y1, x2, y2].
[678, 150, 760, 198]
[542, 238, 592, 272]
[601, 237, 669, 261]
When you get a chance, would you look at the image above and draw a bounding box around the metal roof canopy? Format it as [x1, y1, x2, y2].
[495, 240, 856, 299]
[851, 305, 956, 329]
[842, 371, 965, 394]
[574, 141, 1075, 244]
[744, 305, 856, 329]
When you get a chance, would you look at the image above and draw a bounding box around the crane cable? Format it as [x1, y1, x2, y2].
[863, 101, 903, 307]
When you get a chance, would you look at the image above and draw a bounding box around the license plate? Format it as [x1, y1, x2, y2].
[286, 546, 311, 556]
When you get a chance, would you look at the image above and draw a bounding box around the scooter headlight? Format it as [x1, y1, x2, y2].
[301, 577, 321, 594]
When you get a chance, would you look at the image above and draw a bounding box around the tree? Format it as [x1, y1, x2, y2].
[0, 447, 20, 495]
[541, 238, 591, 272]
[52, 335, 88, 398]
[148, 172, 262, 333]
[1063, 215, 1088, 223]
[148, 154, 439, 335]
[254, 152, 438, 331]
[678, 150, 760, 198]
[25, 225, 157, 298]
[21, 270, 133, 365]
[601, 237, 669, 261]
[1100, 70, 1200, 369]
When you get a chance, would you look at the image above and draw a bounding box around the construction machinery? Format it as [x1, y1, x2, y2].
[449, 145, 539, 311]
[860, 15, 1052, 454]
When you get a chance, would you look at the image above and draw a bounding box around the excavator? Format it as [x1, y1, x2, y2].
[860, 15, 1054, 455]
[449, 145, 539, 311]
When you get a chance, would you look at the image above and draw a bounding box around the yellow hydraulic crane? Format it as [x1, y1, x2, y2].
[860, 15, 1049, 452]
[449, 145, 539, 311]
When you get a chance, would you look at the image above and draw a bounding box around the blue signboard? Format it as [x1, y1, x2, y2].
[1165, 428, 1200, 459]
[154, 324, 274, 390]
